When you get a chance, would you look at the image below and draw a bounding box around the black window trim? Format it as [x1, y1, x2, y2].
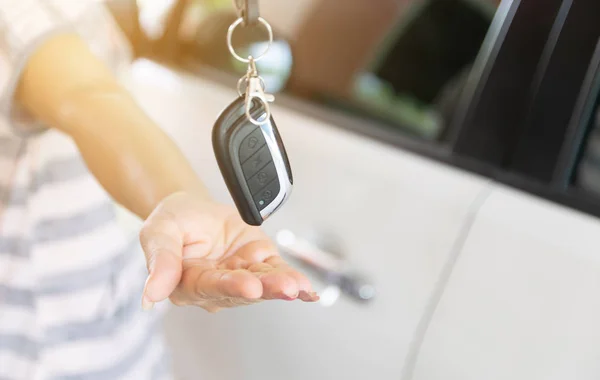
[178, 0, 600, 219]
[554, 39, 600, 190]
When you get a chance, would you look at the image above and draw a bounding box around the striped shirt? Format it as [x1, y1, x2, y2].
[0, 1, 172, 379]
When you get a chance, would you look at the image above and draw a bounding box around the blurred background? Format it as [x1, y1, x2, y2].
[102, 1, 600, 380]
[107, 0, 500, 141]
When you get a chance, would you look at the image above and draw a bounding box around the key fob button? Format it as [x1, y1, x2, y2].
[213, 97, 292, 226]
[247, 161, 277, 194]
[242, 144, 271, 179]
[254, 179, 281, 211]
[239, 127, 266, 163]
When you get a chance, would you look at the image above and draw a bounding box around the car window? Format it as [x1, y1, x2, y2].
[281, 0, 499, 141]
[119, 0, 503, 142]
[574, 96, 600, 195]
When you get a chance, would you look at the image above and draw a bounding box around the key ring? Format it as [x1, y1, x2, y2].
[227, 16, 273, 63]
[237, 58, 275, 126]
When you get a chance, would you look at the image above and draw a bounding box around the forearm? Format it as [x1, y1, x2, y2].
[63, 92, 211, 219]
[16, 33, 211, 219]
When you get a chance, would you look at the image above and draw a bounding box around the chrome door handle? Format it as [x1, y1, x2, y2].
[275, 230, 376, 305]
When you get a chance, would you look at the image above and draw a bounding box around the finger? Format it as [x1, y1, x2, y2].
[219, 255, 251, 270]
[264, 256, 319, 302]
[139, 218, 184, 307]
[212, 295, 262, 309]
[233, 242, 298, 300]
[247, 263, 299, 300]
[265, 256, 314, 293]
[259, 271, 300, 300]
[182, 263, 263, 300]
[298, 290, 320, 302]
[234, 239, 279, 264]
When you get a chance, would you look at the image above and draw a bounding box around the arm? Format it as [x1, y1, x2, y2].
[16, 33, 208, 219]
[16, 33, 318, 311]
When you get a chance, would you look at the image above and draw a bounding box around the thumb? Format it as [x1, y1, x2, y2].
[139, 216, 183, 310]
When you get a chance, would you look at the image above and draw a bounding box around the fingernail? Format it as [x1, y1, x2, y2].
[142, 295, 155, 311]
[300, 291, 319, 302]
[297, 290, 310, 301]
[284, 290, 299, 300]
[141, 276, 155, 311]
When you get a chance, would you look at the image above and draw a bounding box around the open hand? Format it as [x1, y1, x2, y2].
[139, 192, 319, 312]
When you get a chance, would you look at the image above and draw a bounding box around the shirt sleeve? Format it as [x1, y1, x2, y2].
[0, 0, 132, 137]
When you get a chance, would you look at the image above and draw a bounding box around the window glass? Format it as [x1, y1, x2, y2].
[111, 0, 503, 140]
[574, 96, 600, 195]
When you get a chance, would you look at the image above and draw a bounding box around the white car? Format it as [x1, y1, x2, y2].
[119, 0, 600, 379]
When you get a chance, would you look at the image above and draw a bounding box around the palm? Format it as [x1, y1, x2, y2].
[140, 193, 318, 312]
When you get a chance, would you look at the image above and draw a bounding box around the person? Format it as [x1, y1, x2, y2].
[0, 1, 318, 379]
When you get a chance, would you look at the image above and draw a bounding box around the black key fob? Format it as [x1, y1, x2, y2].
[212, 97, 293, 226]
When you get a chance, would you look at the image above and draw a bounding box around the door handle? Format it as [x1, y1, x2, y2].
[275, 230, 376, 306]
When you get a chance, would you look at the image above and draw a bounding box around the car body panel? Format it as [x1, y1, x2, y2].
[122, 60, 493, 380]
[413, 185, 600, 380]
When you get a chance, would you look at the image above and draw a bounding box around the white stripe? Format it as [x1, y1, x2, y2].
[38, 257, 144, 329]
[0, 51, 10, 106]
[0, 0, 57, 51]
[0, 155, 28, 194]
[33, 219, 127, 276]
[123, 332, 166, 380]
[47, 0, 94, 22]
[33, 130, 79, 164]
[43, 309, 155, 375]
[32, 174, 108, 220]
[39, 238, 138, 295]
[0, 205, 28, 237]
[0, 255, 31, 288]
[37, 282, 118, 327]
[0, 350, 34, 379]
[0, 307, 35, 336]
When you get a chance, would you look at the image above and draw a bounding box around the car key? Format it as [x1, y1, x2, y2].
[212, 92, 293, 226]
[214, 8, 292, 226]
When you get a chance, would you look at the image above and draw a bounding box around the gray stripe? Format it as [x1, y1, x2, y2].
[0, 262, 147, 361]
[35, 201, 116, 243]
[39, 238, 138, 295]
[0, 201, 117, 260]
[52, 318, 160, 380]
[45, 277, 145, 347]
[0, 284, 33, 307]
[0, 136, 23, 158]
[31, 156, 89, 192]
[0, 334, 37, 360]
[0, 202, 116, 258]
[0, 184, 27, 207]
[0, 236, 30, 258]
[0, 238, 139, 306]
[1, 155, 90, 208]
[0, 268, 147, 363]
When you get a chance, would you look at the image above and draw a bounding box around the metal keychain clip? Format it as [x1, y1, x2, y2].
[233, 0, 260, 26]
[237, 57, 275, 126]
[227, 1, 274, 125]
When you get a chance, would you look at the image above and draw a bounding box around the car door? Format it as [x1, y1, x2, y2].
[406, 0, 600, 378]
[116, 1, 509, 379]
[122, 59, 490, 380]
